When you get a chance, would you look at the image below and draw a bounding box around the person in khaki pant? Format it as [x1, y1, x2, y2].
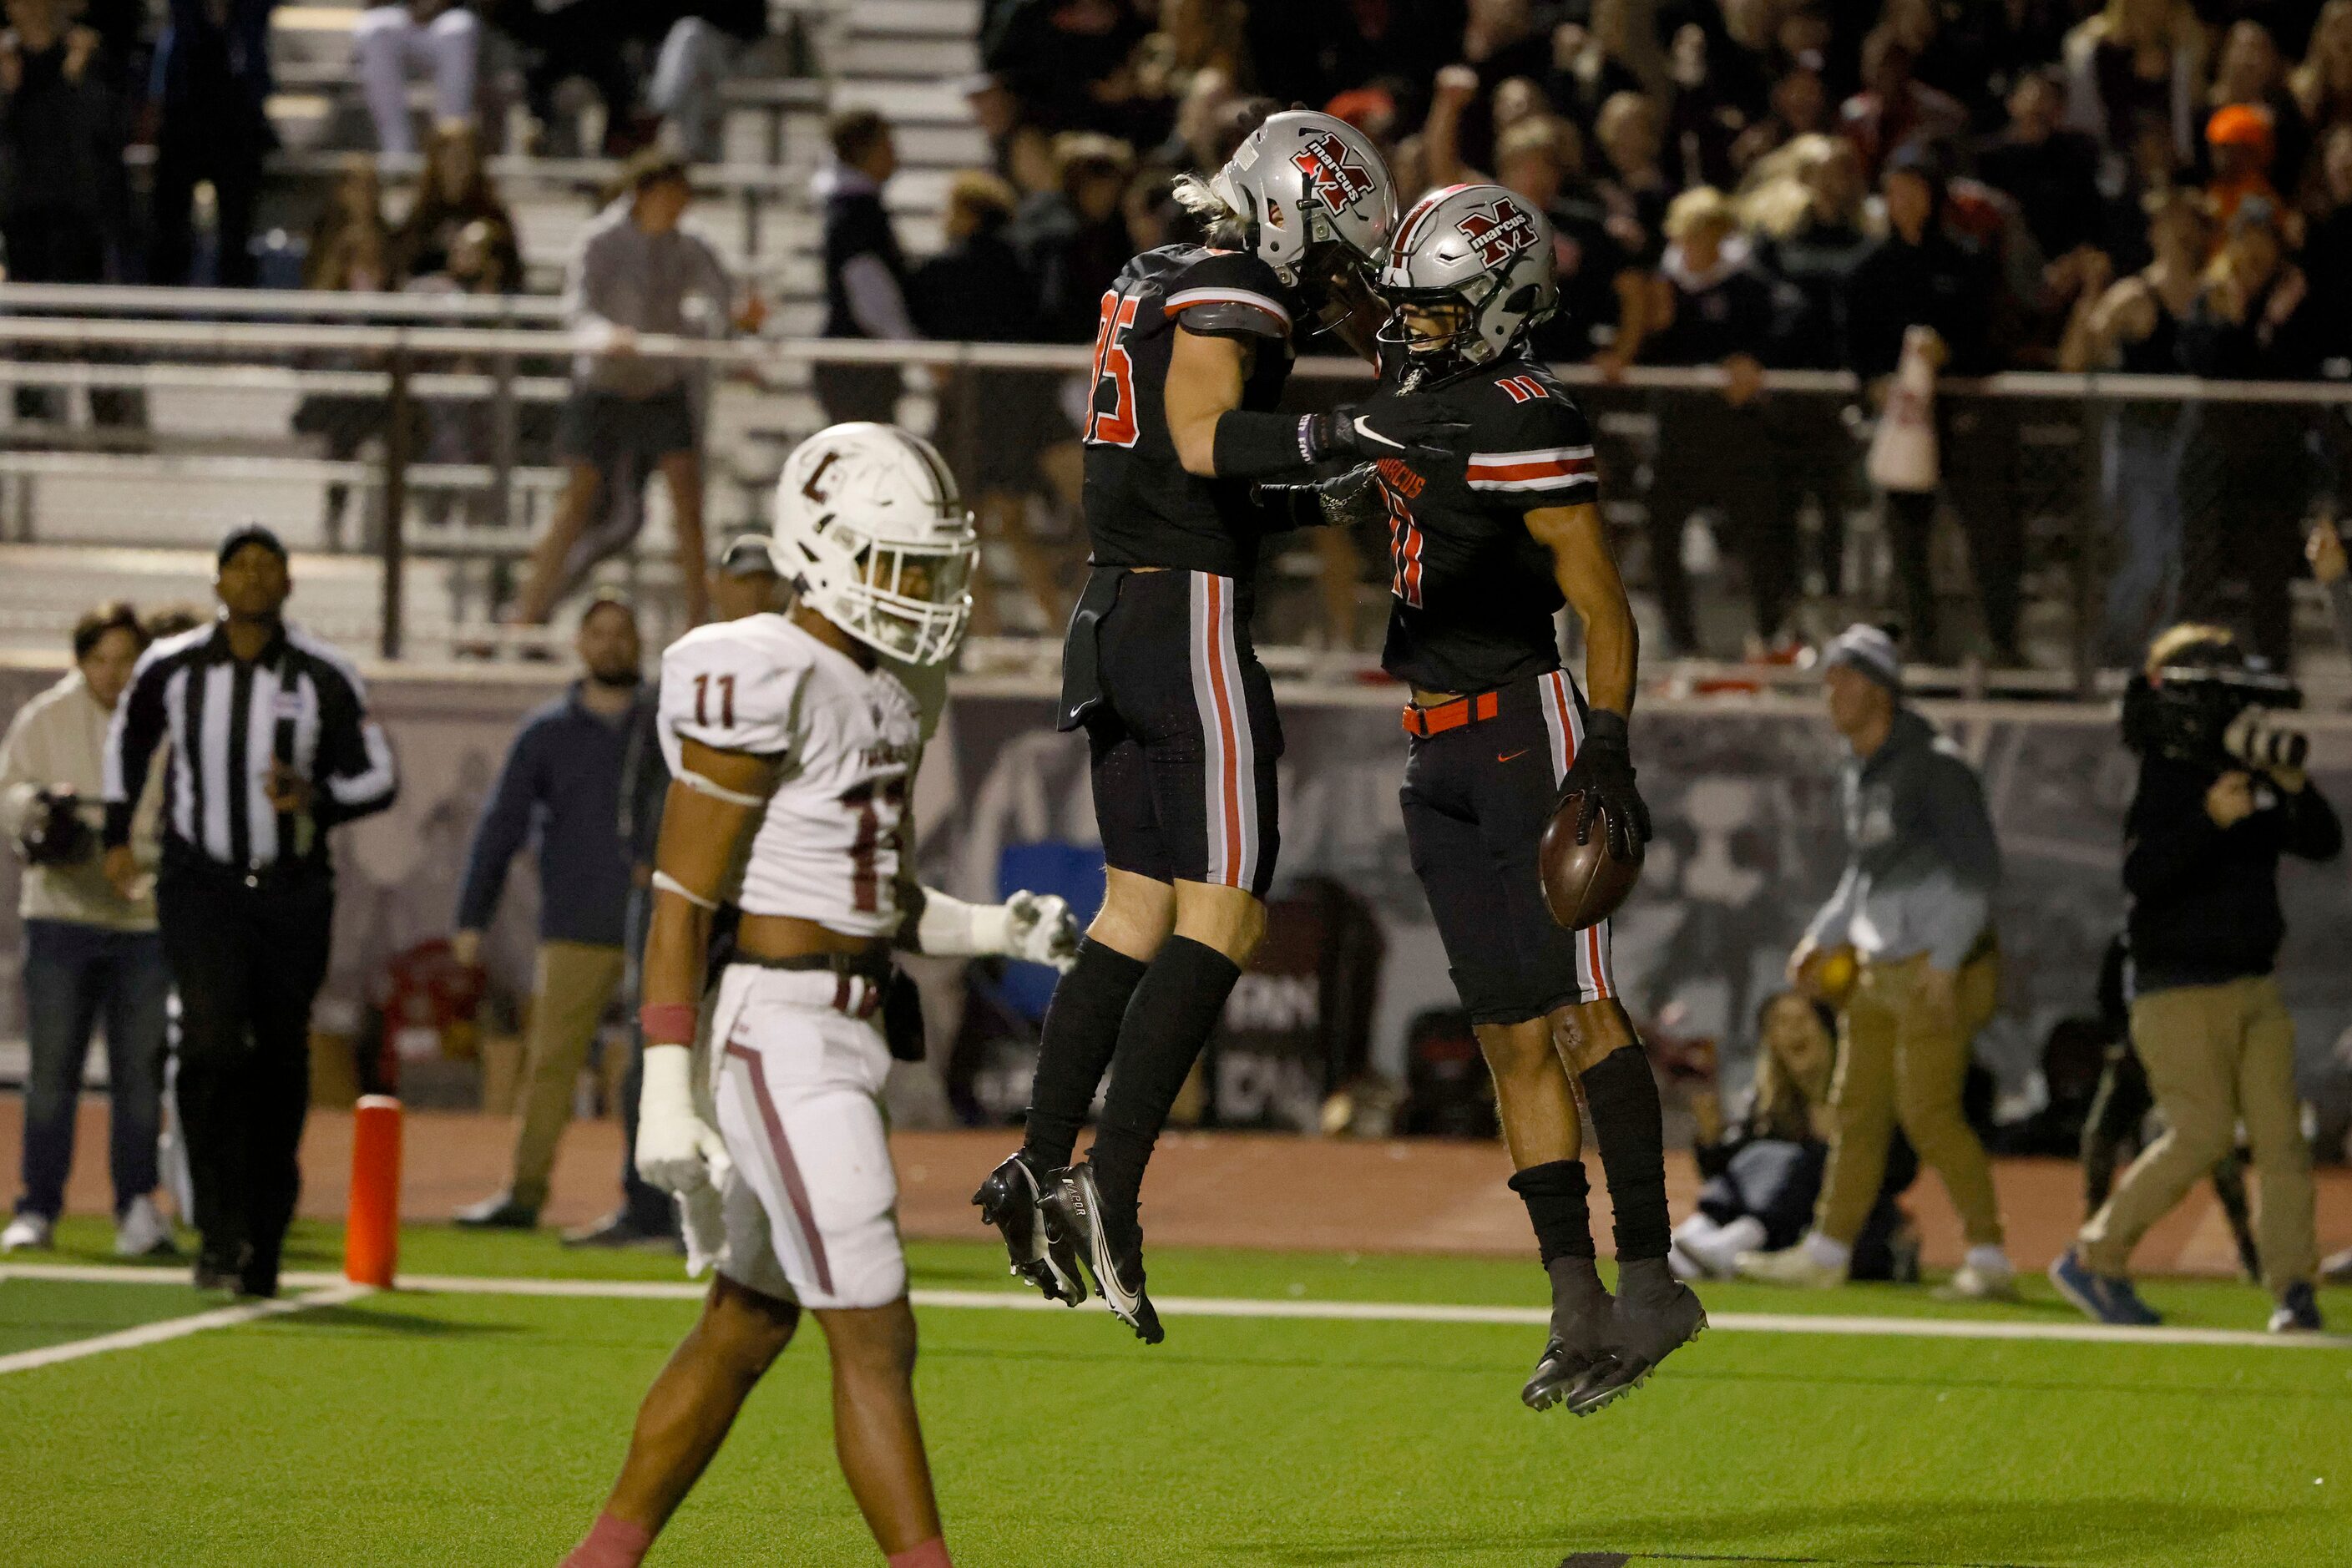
[2053, 624, 2339, 1333]
[450, 596, 648, 1232]
[1737, 625, 2020, 1299]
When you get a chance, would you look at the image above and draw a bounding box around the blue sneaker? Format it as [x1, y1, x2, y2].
[2048, 1248, 2162, 1327]
[2101, 1275, 2163, 1327]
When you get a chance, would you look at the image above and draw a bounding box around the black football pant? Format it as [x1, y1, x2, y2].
[157, 857, 336, 1289]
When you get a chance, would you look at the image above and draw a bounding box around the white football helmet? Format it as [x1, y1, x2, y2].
[1209, 109, 1399, 287]
[1378, 183, 1558, 367]
[771, 423, 978, 666]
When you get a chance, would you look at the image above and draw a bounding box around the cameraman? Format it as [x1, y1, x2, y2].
[0, 604, 172, 1257]
[2054, 625, 2340, 1332]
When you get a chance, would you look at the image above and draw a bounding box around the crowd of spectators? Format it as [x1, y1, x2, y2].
[950, 0, 2352, 662]
[8, 0, 2352, 659]
[0, 0, 768, 297]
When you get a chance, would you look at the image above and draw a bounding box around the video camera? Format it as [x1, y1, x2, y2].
[17, 784, 97, 867]
[2132, 665, 2309, 774]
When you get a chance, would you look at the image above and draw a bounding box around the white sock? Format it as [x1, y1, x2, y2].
[1803, 1232, 1853, 1271]
[1965, 1244, 2013, 1277]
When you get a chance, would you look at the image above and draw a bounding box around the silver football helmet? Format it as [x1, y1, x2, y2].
[771, 422, 978, 665]
[1207, 109, 1399, 287]
[1378, 183, 1558, 367]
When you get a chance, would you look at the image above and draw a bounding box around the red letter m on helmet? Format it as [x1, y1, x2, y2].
[1291, 133, 1376, 211]
[1456, 196, 1536, 267]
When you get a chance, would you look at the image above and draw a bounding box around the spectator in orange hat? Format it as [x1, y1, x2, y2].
[2209, 21, 2310, 192]
[2206, 102, 2283, 225]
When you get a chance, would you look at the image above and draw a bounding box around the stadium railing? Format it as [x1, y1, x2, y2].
[3, 291, 2346, 693]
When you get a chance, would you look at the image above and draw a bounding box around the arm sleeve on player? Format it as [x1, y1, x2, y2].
[905, 885, 1014, 958]
[656, 630, 807, 778]
[1213, 408, 1318, 479]
[1465, 392, 1601, 513]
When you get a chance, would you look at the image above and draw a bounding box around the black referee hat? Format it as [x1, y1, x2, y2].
[217, 524, 289, 569]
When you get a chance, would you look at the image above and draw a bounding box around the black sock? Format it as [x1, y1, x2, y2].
[1086, 936, 1242, 1238]
[1507, 1160, 1596, 1267]
[1579, 1045, 1671, 1261]
[1020, 938, 1150, 1172]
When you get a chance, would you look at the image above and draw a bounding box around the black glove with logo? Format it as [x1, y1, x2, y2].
[1555, 709, 1651, 860]
[1252, 464, 1385, 533]
[1305, 402, 1470, 464]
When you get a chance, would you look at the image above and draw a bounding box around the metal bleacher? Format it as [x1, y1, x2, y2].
[1, 0, 998, 660]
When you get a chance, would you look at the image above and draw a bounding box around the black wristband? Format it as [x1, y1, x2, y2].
[101, 801, 134, 852]
[1583, 707, 1631, 752]
[1212, 409, 1319, 480]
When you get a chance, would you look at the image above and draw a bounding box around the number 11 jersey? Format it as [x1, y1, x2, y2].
[1079, 245, 1304, 579]
[658, 613, 934, 938]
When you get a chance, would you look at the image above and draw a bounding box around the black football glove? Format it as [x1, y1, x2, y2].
[1252, 464, 1385, 533]
[1555, 708, 1651, 861]
[1306, 402, 1470, 464]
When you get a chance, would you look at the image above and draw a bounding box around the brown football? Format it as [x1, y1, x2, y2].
[1539, 791, 1646, 931]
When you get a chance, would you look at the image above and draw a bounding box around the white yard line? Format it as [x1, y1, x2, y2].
[7, 1262, 2345, 1352]
[0, 1277, 373, 1376]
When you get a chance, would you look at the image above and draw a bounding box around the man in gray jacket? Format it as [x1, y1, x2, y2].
[1740, 625, 2018, 1298]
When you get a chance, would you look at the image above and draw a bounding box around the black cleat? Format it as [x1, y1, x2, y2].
[1566, 1257, 1706, 1415]
[1522, 1256, 1616, 1412]
[1039, 1163, 1162, 1344]
[973, 1152, 1084, 1305]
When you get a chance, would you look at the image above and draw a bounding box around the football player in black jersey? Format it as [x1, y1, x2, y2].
[1324, 183, 1704, 1413]
[974, 110, 1468, 1343]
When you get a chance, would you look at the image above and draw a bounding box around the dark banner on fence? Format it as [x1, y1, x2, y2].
[3, 663, 2347, 1117]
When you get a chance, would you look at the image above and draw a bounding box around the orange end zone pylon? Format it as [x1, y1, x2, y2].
[346, 1095, 403, 1287]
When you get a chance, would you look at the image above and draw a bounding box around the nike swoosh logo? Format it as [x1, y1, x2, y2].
[1498, 749, 1530, 763]
[1350, 415, 1408, 450]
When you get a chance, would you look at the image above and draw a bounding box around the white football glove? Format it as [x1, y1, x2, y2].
[635, 1044, 733, 1196]
[1003, 889, 1080, 973]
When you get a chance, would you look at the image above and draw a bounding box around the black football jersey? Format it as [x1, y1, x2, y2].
[1367, 352, 1601, 695]
[1080, 245, 1302, 579]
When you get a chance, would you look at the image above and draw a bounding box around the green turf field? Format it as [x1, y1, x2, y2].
[3, 1220, 2347, 1568]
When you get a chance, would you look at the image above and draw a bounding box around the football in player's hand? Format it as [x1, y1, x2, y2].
[1539, 790, 1645, 931]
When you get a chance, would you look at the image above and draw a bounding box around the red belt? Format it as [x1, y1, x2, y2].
[1400, 690, 1500, 738]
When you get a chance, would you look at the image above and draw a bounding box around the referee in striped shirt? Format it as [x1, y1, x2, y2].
[101, 525, 398, 1296]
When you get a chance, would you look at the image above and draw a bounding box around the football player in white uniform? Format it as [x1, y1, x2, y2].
[558, 425, 1075, 1568]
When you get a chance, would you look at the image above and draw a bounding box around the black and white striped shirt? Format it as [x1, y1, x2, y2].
[102, 620, 398, 877]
